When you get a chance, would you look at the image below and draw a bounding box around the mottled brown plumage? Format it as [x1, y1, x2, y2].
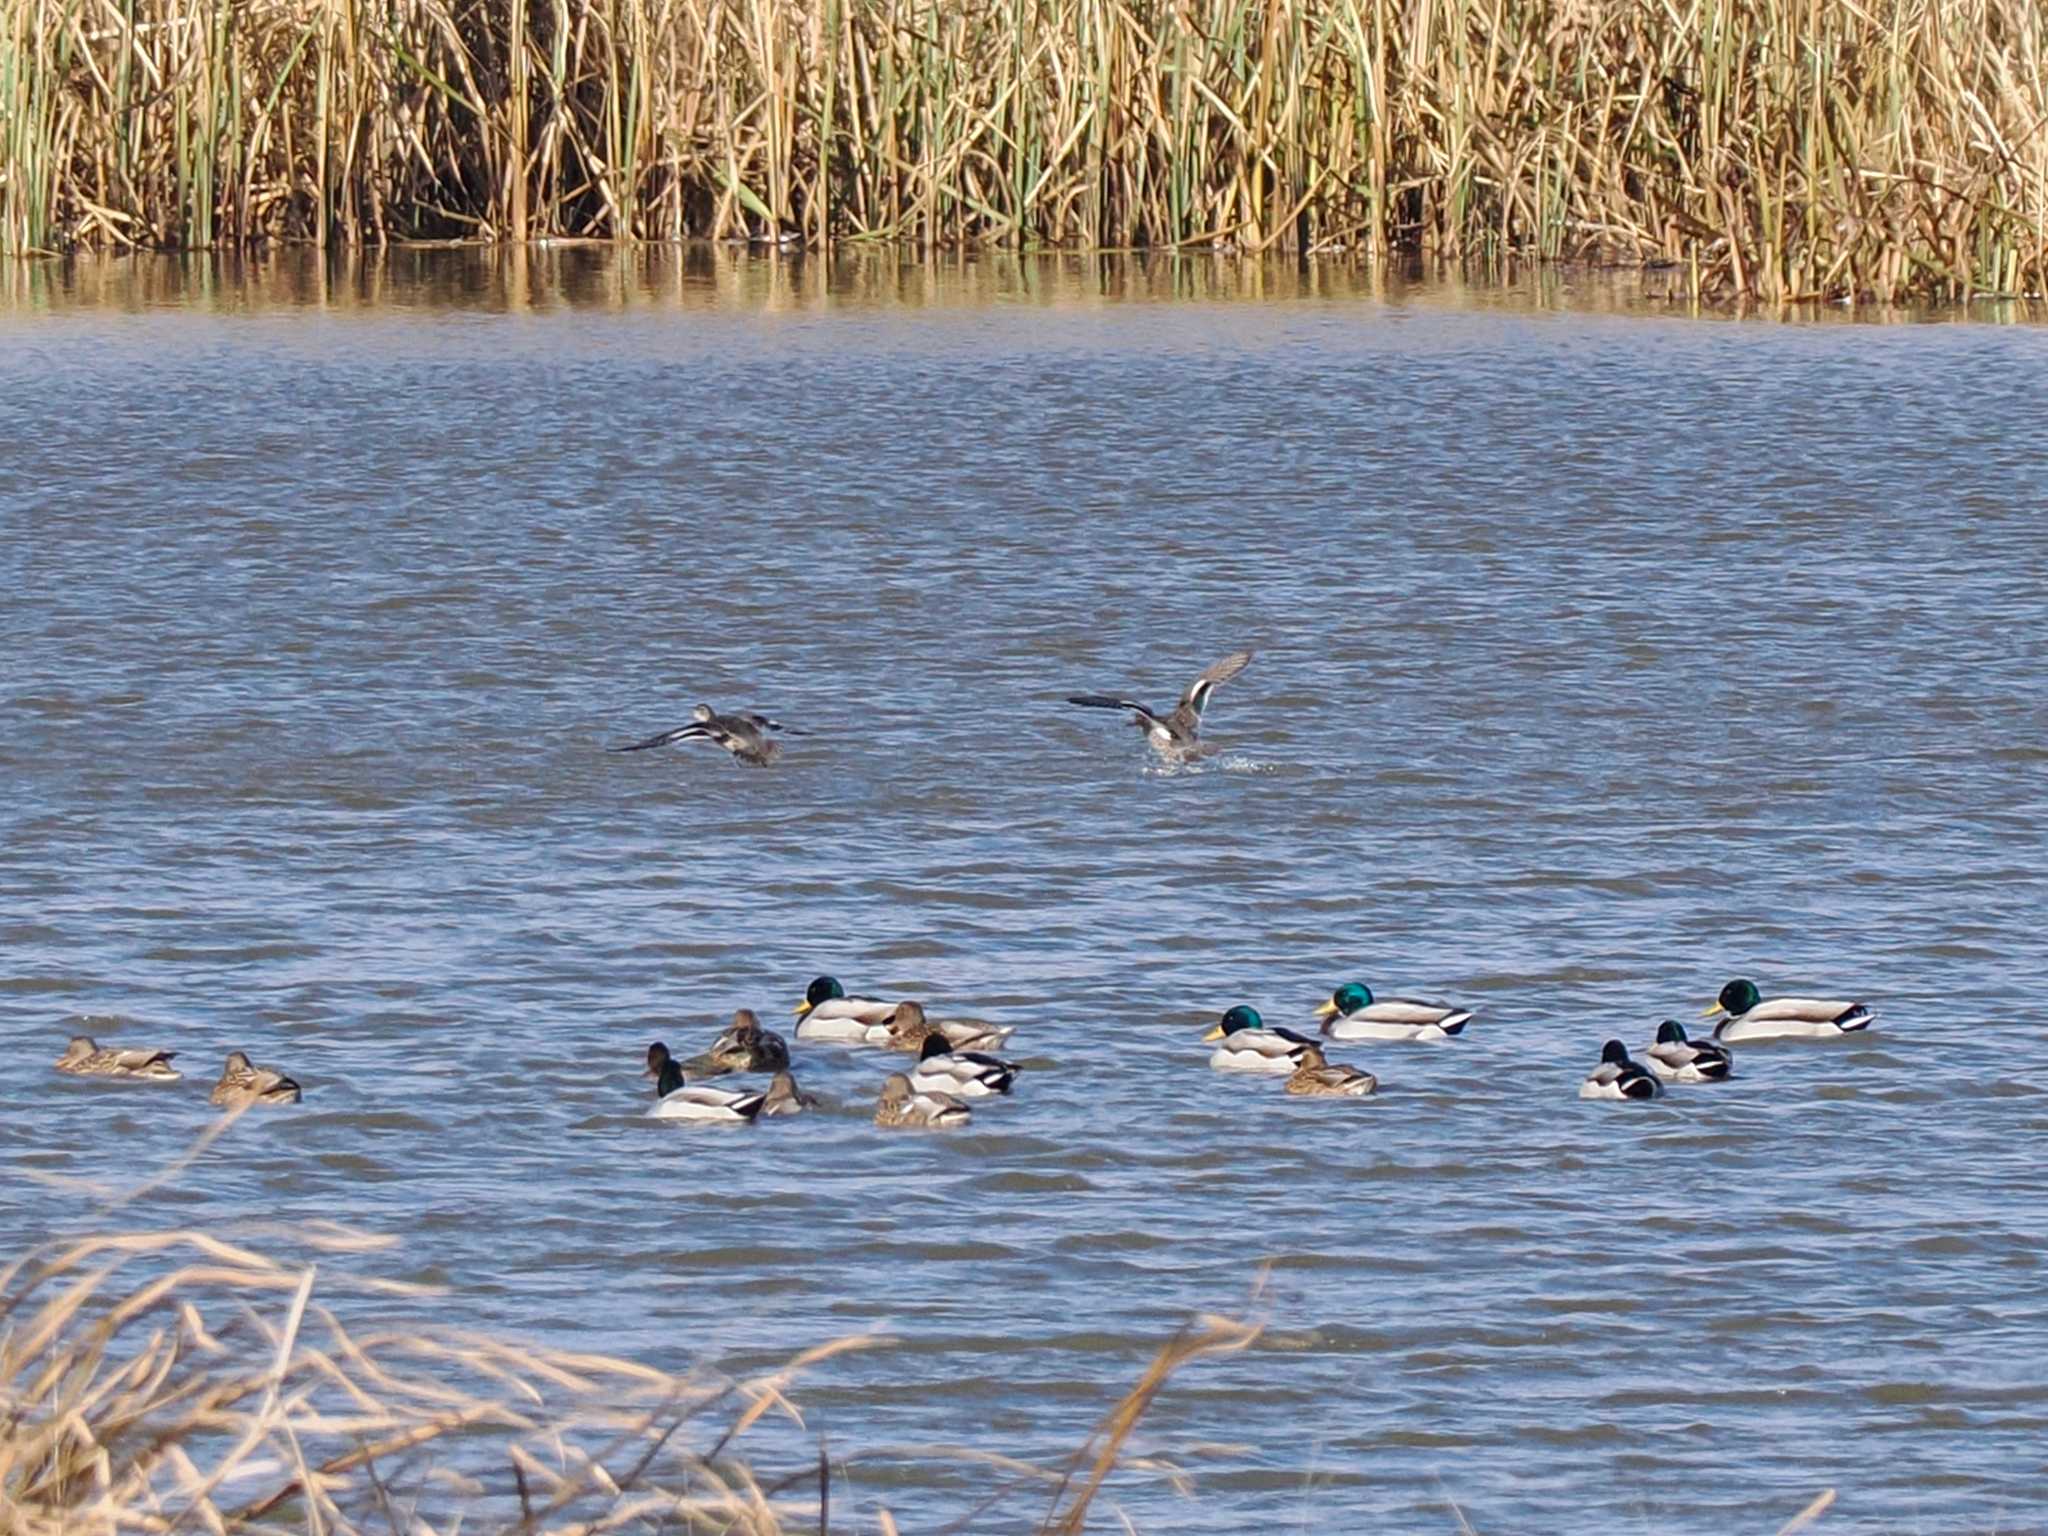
[209, 1051, 302, 1107]
[1284, 1042, 1377, 1097]
[54, 1034, 180, 1081]
[760, 1070, 819, 1116]
[704, 1008, 791, 1071]
[874, 1072, 970, 1128]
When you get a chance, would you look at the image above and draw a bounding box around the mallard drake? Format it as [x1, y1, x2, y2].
[1579, 1040, 1662, 1101]
[209, 1051, 302, 1107]
[1203, 1005, 1316, 1073]
[1645, 1020, 1733, 1082]
[608, 704, 795, 768]
[645, 1042, 765, 1121]
[875, 1072, 971, 1128]
[760, 1070, 819, 1116]
[1314, 982, 1472, 1041]
[54, 1034, 181, 1080]
[1066, 649, 1253, 763]
[880, 1001, 1015, 1054]
[704, 1009, 790, 1072]
[793, 975, 897, 1041]
[908, 1031, 1017, 1097]
[1703, 978, 1874, 1041]
[1284, 1042, 1377, 1097]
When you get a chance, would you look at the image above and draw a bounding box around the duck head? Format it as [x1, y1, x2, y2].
[1703, 978, 1761, 1018]
[59, 1035, 95, 1063]
[223, 1050, 254, 1074]
[917, 1031, 953, 1063]
[1654, 1020, 1689, 1045]
[1203, 1005, 1264, 1042]
[1599, 1039, 1631, 1066]
[643, 1042, 685, 1096]
[729, 1008, 762, 1038]
[885, 1001, 930, 1041]
[796, 975, 844, 1018]
[878, 1072, 913, 1108]
[1314, 982, 1373, 1021]
[690, 704, 716, 724]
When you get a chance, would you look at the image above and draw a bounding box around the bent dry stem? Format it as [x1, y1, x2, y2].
[0, 1218, 1266, 1535]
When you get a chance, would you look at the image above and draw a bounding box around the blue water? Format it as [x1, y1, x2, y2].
[2, 250, 2045, 1533]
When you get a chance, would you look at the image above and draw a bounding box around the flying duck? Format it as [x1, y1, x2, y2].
[609, 704, 795, 768]
[1066, 650, 1253, 763]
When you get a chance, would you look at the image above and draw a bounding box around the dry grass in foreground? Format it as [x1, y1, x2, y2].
[2, 0, 2044, 301]
[0, 1216, 1263, 1536]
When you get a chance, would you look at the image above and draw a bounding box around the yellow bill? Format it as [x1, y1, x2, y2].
[1313, 1000, 1338, 1020]
[1201, 1024, 1226, 1041]
[1700, 1002, 1724, 1017]
[794, 1000, 813, 1017]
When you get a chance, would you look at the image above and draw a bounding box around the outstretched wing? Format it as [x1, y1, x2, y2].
[739, 713, 805, 736]
[1066, 694, 1163, 725]
[608, 724, 712, 753]
[1179, 650, 1253, 716]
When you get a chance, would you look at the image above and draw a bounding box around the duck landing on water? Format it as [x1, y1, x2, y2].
[1066, 650, 1253, 764]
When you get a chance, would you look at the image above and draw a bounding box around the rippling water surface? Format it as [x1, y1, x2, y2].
[3, 251, 2046, 1533]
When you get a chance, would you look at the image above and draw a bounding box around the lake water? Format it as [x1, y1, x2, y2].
[3, 249, 2046, 1534]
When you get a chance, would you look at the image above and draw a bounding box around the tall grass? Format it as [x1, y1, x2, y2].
[0, 1216, 1264, 1536]
[2, 0, 2044, 299]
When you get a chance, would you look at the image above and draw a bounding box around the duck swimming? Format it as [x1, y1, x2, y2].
[1203, 1005, 1316, 1074]
[54, 1035, 181, 1081]
[760, 1070, 819, 1116]
[608, 704, 795, 768]
[880, 1000, 1014, 1054]
[908, 1031, 1017, 1097]
[1284, 1042, 1377, 1097]
[875, 1072, 971, 1128]
[645, 1041, 766, 1121]
[1703, 979, 1874, 1041]
[1315, 982, 1473, 1041]
[705, 1008, 791, 1072]
[1579, 1040, 1661, 1101]
[1645, 1020, 1733, 1082]
[1066, 649, 1253, 763]
[209, 1051, 302, 1107]
[792, 975, 897, 1041]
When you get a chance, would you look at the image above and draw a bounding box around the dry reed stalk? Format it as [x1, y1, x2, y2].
[10, 0, 2047, 298]
[2, 0, 2045, 295]
[0, 1223, 862, 1536]
[3, 1211, 1287, 1536]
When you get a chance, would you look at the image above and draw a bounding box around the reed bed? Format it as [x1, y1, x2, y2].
[3, 0, 2045, 299]
[3, 0, 2046, 298]
[0, 1214, 1264, 1536]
